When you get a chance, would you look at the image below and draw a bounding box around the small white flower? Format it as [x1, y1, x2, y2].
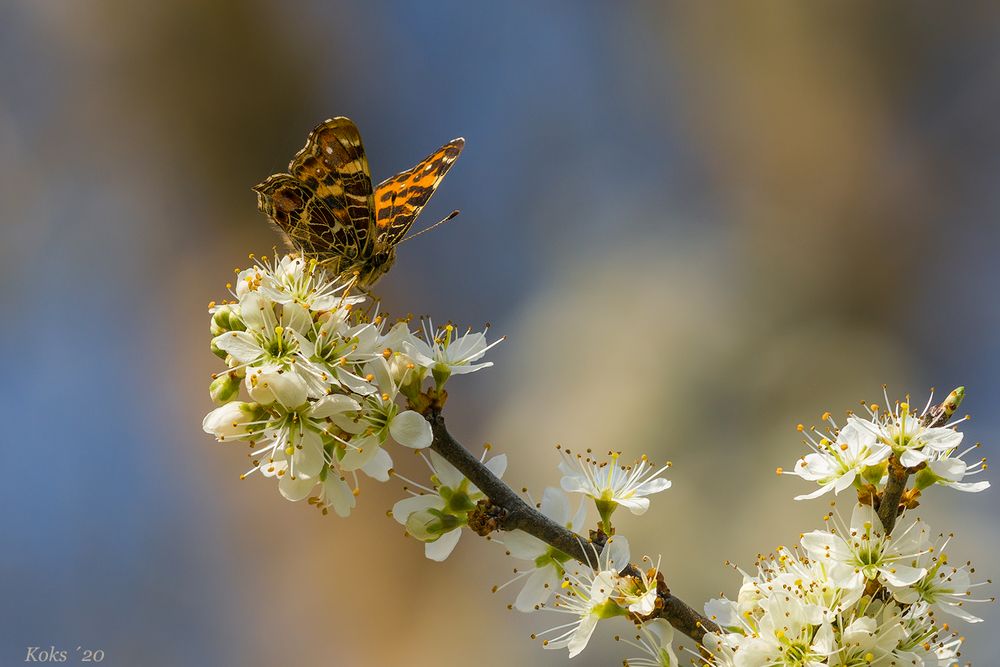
[359, 358, 432, 448]
[559, 449, 671, 523]
[255, 254, 364, 311]
[735, 593, 834, 667]
[536, 536, 631, 658]
[618, 560, 660, 616]
[887, 534, 988, 623]
[849, 392, 965, 468]
[498, 487, 588, 612]
[788, 420, 891, 500]
[801, 502, 930, 590]
[404, 321, 501, 383]
[202, 401, 265, 442]
[915, 447, 990, 494]
[392, 448, 507, 561]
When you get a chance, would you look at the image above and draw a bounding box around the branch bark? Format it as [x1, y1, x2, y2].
[877, 456, 908, 534]
[426, 409, 718, 643]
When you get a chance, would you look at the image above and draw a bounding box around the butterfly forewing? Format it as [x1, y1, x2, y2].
[254, 117, 376, 268]
[374, 138, 464, 247]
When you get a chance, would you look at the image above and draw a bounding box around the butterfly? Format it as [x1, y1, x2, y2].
[253, 117, 464, 288]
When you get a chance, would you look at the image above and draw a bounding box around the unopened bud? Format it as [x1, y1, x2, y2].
[210, 304, 245, 335]
[210, 373, 241, 404]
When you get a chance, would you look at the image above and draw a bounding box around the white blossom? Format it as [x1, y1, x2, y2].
[801, 503, 930, 590]
[536, 536, 631, 658]
[499, 487, 588, 612]
[559, 449, 671, 522]
[392, 449, 507, 561]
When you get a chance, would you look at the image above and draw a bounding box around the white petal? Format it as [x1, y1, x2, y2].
[360, 447, 393, 482]
[899, 448, 929, 468]
[633, 477, 671, 496]
[566, 614, 599, 658]
[503, 530, 546, 561]
[292, 429, 325, 478]
[279, 474, 316, 501]
[280, 301, 312, 334]
[616, 496, 650, 515]
[323, 475, 356, 517]
[310, 393, 361, 418]
[604, 535, 630, 569]
[794, 483, 835, 501]
[425, 527, 462, 561]
[540, 487, 571, 524]
[920, 427, 963, 451]
[391, 494, 441, 524]
[514, 566, 560, 612]
[202, 402, 251, 439]
[339, 435, 381, 472]
[484, 453, 508, 478]
[880, 564, 926, 587]
[948, 480, 991, 492]
[215, 331, 263, 363]
[389, 410, 432, 449]
[429, 450, 465, 488]
[833, 470, 857, 494]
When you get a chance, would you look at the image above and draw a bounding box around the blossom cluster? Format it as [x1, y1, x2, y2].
[390, 444, 676, 660]
[701, 502, 986, 666]
[202, 262, 991, 667]
[202, 254, 499, 516]
[784, 388, 988, 501]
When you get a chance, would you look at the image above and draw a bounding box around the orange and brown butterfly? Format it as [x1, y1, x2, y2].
[252, 117, 464, 288]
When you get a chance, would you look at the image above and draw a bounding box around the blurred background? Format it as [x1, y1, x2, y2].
[2, 1, 1000, 664]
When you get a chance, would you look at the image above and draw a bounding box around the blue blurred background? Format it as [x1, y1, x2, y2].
[2, 2, 999, 665]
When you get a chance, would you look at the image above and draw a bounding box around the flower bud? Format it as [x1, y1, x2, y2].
[405, 508, 463, 542]
[210, 337, 229, 360]
[210, 304, 245, 336]
[210, 372, 241, 404]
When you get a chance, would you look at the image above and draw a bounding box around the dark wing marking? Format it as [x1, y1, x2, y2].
[373, 138, 464, 248]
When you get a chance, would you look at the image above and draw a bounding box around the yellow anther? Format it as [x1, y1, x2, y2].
[821, 411, 831, 421]
[796, 424, 804, 432]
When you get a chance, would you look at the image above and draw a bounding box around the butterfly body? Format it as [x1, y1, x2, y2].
[253, 117, 463, 288]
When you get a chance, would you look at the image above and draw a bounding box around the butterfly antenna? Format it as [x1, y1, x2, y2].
[397, 210, 461, 245]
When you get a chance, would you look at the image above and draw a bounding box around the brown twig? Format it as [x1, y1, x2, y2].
[425, 409, 718, 643]
[876, 389, 963, 534]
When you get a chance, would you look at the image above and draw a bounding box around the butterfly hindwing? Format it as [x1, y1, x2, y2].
[374, 138, 464, 247]
[254, 117, 376, 268]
